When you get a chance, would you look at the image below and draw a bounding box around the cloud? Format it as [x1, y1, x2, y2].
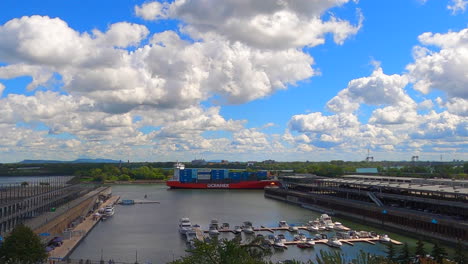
[447, 0, 468, 14]
[436, 97, 468, 116]
[134, 1, 169, 20]
[135, 0, 362, 49]
[326, 67, 412, 113]
[407, 28, 468, 99]
[0, 83, 4, 96]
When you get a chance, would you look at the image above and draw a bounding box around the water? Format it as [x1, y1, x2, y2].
[68, 184, 434, 263]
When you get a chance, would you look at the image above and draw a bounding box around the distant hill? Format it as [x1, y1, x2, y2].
[20, 159, 120, 164]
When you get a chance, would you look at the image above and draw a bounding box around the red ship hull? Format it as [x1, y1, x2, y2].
[166, 180, 280, 189]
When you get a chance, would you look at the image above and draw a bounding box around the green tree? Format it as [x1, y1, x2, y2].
[454, 239, 466, 264]
[386, 243, 396, 262]
[0, 224, 47, 264]
[119, 174, 131, 181]
[397, 243, 411, 264]
[169, 238, 270, 264]
[431, 243, 447, 264]
[415, 239, 426, 257]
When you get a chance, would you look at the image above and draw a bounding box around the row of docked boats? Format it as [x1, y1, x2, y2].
[278, 214, 349, 232]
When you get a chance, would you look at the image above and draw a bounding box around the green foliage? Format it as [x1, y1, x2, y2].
[119, 174, 131, 181]
[386, 243, 396, 261]
[0, 224, 47, 264]
[415, 239, 426, 257]
[431, 243, 447, 264]
[454, 239, 466, 264]
[169, 238, 271, 264]
[315, 250, 346, 264]
[397, 243, 411, 264]
[353, 250, 396, 264]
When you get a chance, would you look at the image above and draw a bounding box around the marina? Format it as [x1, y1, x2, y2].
[182, 217, 402, 250]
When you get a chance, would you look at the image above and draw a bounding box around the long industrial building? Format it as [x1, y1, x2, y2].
[265, 174, 468, 245]
[0, 178, 106, 237]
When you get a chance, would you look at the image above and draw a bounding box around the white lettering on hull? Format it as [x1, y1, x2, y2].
[207, 184, 230, 188]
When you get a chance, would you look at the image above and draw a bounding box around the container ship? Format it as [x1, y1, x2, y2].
[166, 163, 280, 189]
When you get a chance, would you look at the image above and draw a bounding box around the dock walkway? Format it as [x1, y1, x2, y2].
[48, 195, 121, 261]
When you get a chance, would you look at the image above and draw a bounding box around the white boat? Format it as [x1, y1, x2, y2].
[305, 238, 315, 246]
[273, 238, 286, 249]
[104, 206, 115, 217]
[277, 234, 286, 243]
[210, 219, 219, 229]
[278, 220, 289, 228]
[208, 225, 219, 236]
[242, 221, 255, 234]
[233, 226, 242, 234]
[379, 234, 391, 243]
[333, 222, 347, 231]
[267, 235, 276, 245]
[288, 225, 299, 232]
[320, 214, 334, 229]
[179, 218, 192, 235]
[307, 224, 319, 232]
[327, 237, 342, 248]
[185, 230, 197, 241]
[294, 233, 307, 242]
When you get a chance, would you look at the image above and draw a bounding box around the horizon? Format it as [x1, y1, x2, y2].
[0, 0, 467, 163]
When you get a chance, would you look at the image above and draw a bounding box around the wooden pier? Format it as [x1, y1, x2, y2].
[282, 236, 402, 246]
[117, 199, 160, 205]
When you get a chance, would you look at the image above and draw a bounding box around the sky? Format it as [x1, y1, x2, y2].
[0, 0, 467, 163]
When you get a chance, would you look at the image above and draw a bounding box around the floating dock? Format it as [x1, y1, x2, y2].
[117, 199, 160, 205]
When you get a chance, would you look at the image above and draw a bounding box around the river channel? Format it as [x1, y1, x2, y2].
[68, 184, 435, 263]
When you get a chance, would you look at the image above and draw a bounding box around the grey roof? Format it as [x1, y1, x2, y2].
[319, 178, 468, 195]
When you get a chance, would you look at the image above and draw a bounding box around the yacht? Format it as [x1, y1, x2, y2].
[233, 226, 242, 234]
[267, 234, 276, 245]
[185, 230, 197, 242]
[297, 242, 313, 249]
[208, 225, 219, 236]
[326, 237, 342, 248]
[333, 222, 347, 231]
[288, 225, 298, 232]
[319, 214, 334, 229]
[242, 221, 255, 234]
[104, 206, 115, 217]
[278, 220, 289, 228]
[307, 224, 319, 232]
[220, 223, 230, 230]
[210, 219, 219, 230]
[179, 218, 192, 235]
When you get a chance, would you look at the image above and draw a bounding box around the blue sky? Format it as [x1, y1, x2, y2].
[0, 0, 467, 162]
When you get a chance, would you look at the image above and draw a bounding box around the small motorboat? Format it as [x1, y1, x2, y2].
[185, 230, 197, 242]
[266, 234, 276, 245]
[233, 226, 242, 234]
[278, 220, 289, 228]
[273, 238, 287, 249]
[256, 233, 264, 239]
[288, 225, 298, 232]
[327, 237, 342, 248]
[305, 238, 315, 246]
[220, 223, 230, 230]
[379, 234, 391, 243]
[277, 234, 286, 243]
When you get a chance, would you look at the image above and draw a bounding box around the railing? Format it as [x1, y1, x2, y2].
[367, 192, 384, 207]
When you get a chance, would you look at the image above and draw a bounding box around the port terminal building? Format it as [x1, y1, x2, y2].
[265, 175, 468, 246]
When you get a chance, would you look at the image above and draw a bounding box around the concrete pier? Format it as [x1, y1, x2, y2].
[48, 195, 120, 261]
